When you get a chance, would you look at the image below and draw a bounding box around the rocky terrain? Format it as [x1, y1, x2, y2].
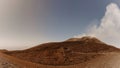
[0, 52, 20, 68]
[5, 37, 120, 66]
[0, 57, 18, 68]
[1, 36, 120, 68]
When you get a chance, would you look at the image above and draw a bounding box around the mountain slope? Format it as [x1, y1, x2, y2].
[5, 36, 120, 66]
[80, 52, 120, 68]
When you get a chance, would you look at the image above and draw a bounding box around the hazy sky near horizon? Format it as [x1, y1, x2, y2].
[0, 0, 120, 50]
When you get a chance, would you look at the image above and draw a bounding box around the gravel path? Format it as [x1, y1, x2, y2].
[0, 57, 20, 68]
[0, 52, 22, 68]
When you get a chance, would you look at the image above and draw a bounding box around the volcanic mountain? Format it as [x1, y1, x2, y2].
[5, 36, 120, 66]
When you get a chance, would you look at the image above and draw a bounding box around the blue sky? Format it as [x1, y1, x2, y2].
[0, 0, 120, 50]
[38, 0, 120, 40]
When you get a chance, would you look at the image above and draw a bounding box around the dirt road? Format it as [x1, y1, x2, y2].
[0, 57, 19, 68]
[0, 52, 21, 68]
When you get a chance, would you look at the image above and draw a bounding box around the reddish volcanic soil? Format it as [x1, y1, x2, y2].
[4, 37, 120, 66]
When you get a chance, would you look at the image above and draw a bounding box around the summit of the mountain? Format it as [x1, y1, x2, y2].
[66, 36, 104, 44]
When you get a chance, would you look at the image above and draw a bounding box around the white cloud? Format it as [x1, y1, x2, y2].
[75, 3, 120, 48]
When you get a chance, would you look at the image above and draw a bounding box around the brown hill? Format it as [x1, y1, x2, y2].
[5, 36, 120, 66]
[66, 36, 104, 43]
[0, 49, 8, 52]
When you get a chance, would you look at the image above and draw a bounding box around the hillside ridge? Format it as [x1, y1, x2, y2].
[5, 36, 120, 66]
